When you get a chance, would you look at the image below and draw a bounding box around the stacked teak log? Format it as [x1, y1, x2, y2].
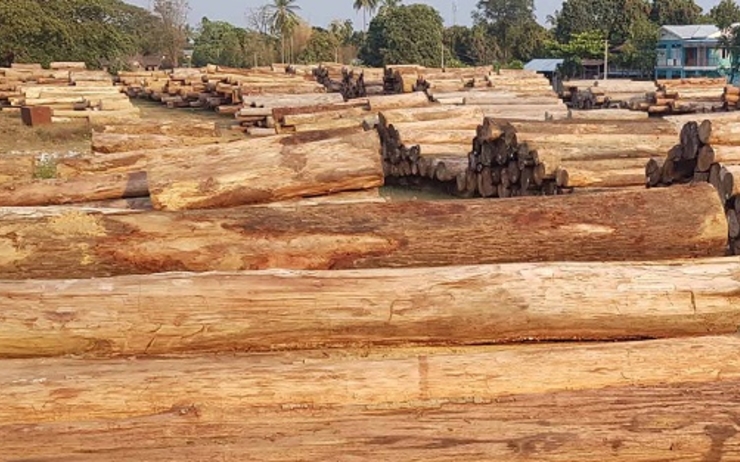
[4, 87, 740, 461]
[645, 117, 740, 253]
[559, 80, 657, 109]
[377, 109, 569, 197]
[464, 118, 568, 197]
[722, 85, 740, 110]
[120, 65, 324, 120]
[1, 62, 139, 122]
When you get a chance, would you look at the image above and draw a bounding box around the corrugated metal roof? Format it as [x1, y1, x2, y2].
[661, 25, 720, 40]
[524, 59, 564, 73]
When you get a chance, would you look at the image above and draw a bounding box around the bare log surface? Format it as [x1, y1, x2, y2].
[0, 172, 148, 206]
[0, 336, 739, 424]
[92, 133, 227, 153]
[147, 131, 384, 210]
[1, 258, 740, 358]
[0, 183, 727, 279]
[4, 378, 740, 461]
[98, 121, 219, 137]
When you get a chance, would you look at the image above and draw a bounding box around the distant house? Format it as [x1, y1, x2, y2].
[655, 24, 733, 80]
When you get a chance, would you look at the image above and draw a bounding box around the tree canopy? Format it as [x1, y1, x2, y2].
[0, 0, 161, 68]
[711, 0, 740, 30]
[0, 0, 728, 79]
[359, 3, 445, 67]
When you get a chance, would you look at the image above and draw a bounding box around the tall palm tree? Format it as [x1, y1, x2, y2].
[267, 0, 301, 63]
[353, 0, 379, 33]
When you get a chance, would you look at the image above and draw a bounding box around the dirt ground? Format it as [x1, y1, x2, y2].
[0, 111, 92, 155]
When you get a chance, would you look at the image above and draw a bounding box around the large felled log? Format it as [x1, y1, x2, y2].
[147, 131, 384, 210]
[0, 183, 727, 279]
[367, 91, 430, 110]
[2, 258, 740, 358]
[378, 105, 484, 125]
[58, 128, 370, 178]
[281, 107, 368, 126]
[0, 172, 148, 206]
[567, 108, 649, 120]
[1, 335, 740, 425]
[99, 121, 219, 137]
[565, 167, 646, 188]
[92, 133, 226, 154]
[5, 379, 740, 461]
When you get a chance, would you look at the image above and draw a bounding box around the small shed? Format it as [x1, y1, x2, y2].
[524, 58, 564, 77]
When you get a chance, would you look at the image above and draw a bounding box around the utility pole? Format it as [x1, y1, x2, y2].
[453, 2, 458, 26]
[604, 39, 609, 80]
[441, 43, 445, 69]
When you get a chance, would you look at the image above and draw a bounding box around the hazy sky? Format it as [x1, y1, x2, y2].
[124, 0, 723, 28]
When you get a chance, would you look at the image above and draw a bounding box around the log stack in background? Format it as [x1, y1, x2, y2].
[722, 84, 740, 109]
[119, 64, 325, 130]
[623, 78, 726, 115]
[657, 77, 726, 110]
[375, 105, 681, 193]
[645, 115, 740, 254]
[1, 62, 139, 122]
[559, 79, 658, 110]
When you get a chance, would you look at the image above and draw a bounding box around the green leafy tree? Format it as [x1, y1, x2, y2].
[444, 26, 478, 65]
[296, 28, 339, 63]
[474, 0, 536, 62]
[192, 18, 248, 67]
[359, 3, 445, 67]
[650, 0, 702, 25]
[267, 0, 301, 63]
[0, 0, 158, 68]
[555, 0, 650, 45]
[616, 17, 659, 77]
[711, 0, 740, 30]
[548, 30, 606, 77]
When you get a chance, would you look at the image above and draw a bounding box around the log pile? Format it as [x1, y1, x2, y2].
[119, 64, 324, 125]
[1, 63, 139, 122]
[311, 62, 344, 92]
[377, 108, 569, 196]
[426, 70, 568, 121]
[375, 105, 679, 192]
[383, 64, 426, 94]
[627, 88, 699, 114]
[722, 84, 740, 109]
[658, 77, 726, 107]
[645, 117, 740, 253]
[559, 79, 658, 108]
[5, 64, 740, 461]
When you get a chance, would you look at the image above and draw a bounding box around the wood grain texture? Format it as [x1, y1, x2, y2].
[1, 258, 740, 358]
[0, 171, 148, 206]
[1, 336, 740, 425]
[0, 183, 727, 279]
[147, 130, 384, 210]
[98, 121, 219, 137]
[91, 132, 225, 153]
[4, 378, 740, 461]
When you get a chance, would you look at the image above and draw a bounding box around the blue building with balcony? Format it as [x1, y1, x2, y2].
[654, 24, 734, 80]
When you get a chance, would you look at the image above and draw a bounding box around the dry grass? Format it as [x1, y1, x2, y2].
[0, 111, 92, 155]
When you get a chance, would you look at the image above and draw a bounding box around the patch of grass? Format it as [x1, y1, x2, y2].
[33, 155, 58, 179]
[0, 111, 92, 155]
